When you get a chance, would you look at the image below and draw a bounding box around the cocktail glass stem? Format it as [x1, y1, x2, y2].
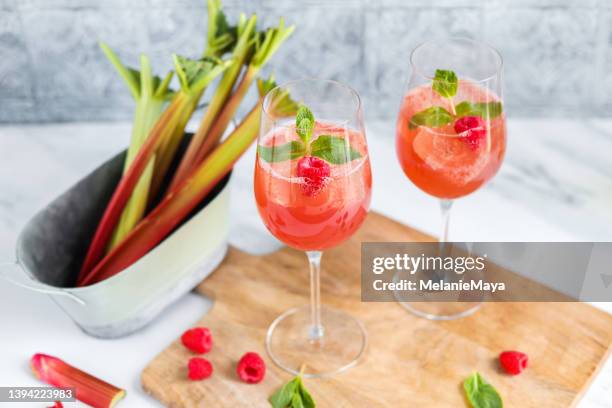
[439, 199, 453, 243]
[436, 199, 454, 282]
[306, 250, 324, 341]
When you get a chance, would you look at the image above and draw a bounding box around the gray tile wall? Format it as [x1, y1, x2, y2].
[0, 0, 610, 123]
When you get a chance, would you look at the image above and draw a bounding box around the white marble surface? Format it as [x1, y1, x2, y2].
[0, 119, 611, 407]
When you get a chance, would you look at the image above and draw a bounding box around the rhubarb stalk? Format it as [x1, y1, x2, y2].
[100, 44, 175, 250]
[79, 77, 296, 286]
[169, 14, 257, 191]
[31, 353, 125, 408]
[77, 56, 230, 284]
[195, 19, 295, 157]
[149, 0, 238, 200]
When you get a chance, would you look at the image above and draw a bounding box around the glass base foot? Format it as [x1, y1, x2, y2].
[265, 306, 367, 378]
[393, 268, 483, 320]
[397, 300, 482, 320]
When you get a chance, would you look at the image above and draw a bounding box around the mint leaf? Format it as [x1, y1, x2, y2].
[296, 105, 315, 143]
[310, 135, 361, 164]
[258, 141, 306, 163]
[269, 375, 316, 408]
[463, 373, 503, 408]
[456, 101, 503, 120]
[269, 377, 299, 408]
[298, 380, 316, 408]
[291, 392, 305, 408]
[408, 106, 454, 129]
[432, 69, 458, 98]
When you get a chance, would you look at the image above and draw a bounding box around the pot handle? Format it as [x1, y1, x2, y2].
[0, 261, 86, 306]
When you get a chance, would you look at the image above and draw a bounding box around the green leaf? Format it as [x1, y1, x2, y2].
[99, 42, 140, 100]
[172, 54, 231, 93]
[408, 106, 454, 129]
[291, 392, 305, 408]
[298, 381, 316, 408]
[258, 141, 306, 163]
[249, 18, 295, 69]
[269, 378, 299, 408]
[456, 101, 503, 120]
[100, 42, 174, 103]
[295, 105, 315, 143]
[432, 69, 458, 99]
[257, 74, 299, 117]
[154, 71, 175, 99]
[205, 0, 236, 57]
[310, 135, 362, 164]
[463, 373, 503, 408]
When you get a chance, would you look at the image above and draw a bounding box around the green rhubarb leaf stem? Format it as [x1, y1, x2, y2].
[99, 46, 175, 252]
[109, 97, 165, 250]
[170, 14, 257, 191]
[148, 95, 199, 203]
[191, 66, 256, 161]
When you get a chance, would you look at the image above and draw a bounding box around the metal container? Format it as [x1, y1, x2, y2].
[0, 145, 231, 338]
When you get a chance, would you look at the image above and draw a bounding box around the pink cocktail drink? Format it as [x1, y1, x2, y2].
[255, 123, 372, 251]
[396, 81, 506, 199]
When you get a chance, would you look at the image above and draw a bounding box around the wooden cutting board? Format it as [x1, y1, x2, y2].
[141, 213, 612, 407]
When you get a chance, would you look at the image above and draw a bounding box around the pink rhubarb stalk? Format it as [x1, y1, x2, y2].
[31, 354, 125, 408]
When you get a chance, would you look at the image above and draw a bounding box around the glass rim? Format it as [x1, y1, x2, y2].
[261, 77, 363, 120]
[410, 37, 503, 83]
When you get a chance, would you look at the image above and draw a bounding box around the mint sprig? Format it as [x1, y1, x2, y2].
[258, 103, 362, 165]
[295, 105, 315, 144]
[269, 373, 315, 408]
[432, 69, 458, 99]
[409, 69, 502, 129]
[463, 372, 503, 408]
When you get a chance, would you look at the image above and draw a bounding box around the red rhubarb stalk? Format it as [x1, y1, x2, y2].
[31, 354, 125, 408]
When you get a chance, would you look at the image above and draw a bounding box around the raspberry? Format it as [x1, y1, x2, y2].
[236, 352, 266, 384]
[454, 115, 487, 150]
[181, 327, 212, 354]
[187, 357, 213, 380]
[297, 156, 331, 196]
[499, 350, 528, 375]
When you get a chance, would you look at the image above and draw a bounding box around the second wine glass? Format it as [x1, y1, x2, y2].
[255, 79, 372, 378]
[395, 38, 506, 320]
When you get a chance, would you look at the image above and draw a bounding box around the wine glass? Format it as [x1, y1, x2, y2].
[395, 38, 506, 319]
[254, 79, 372, 377]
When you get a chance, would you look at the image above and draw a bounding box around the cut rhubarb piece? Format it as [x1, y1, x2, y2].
[31, 354, 125, 408]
